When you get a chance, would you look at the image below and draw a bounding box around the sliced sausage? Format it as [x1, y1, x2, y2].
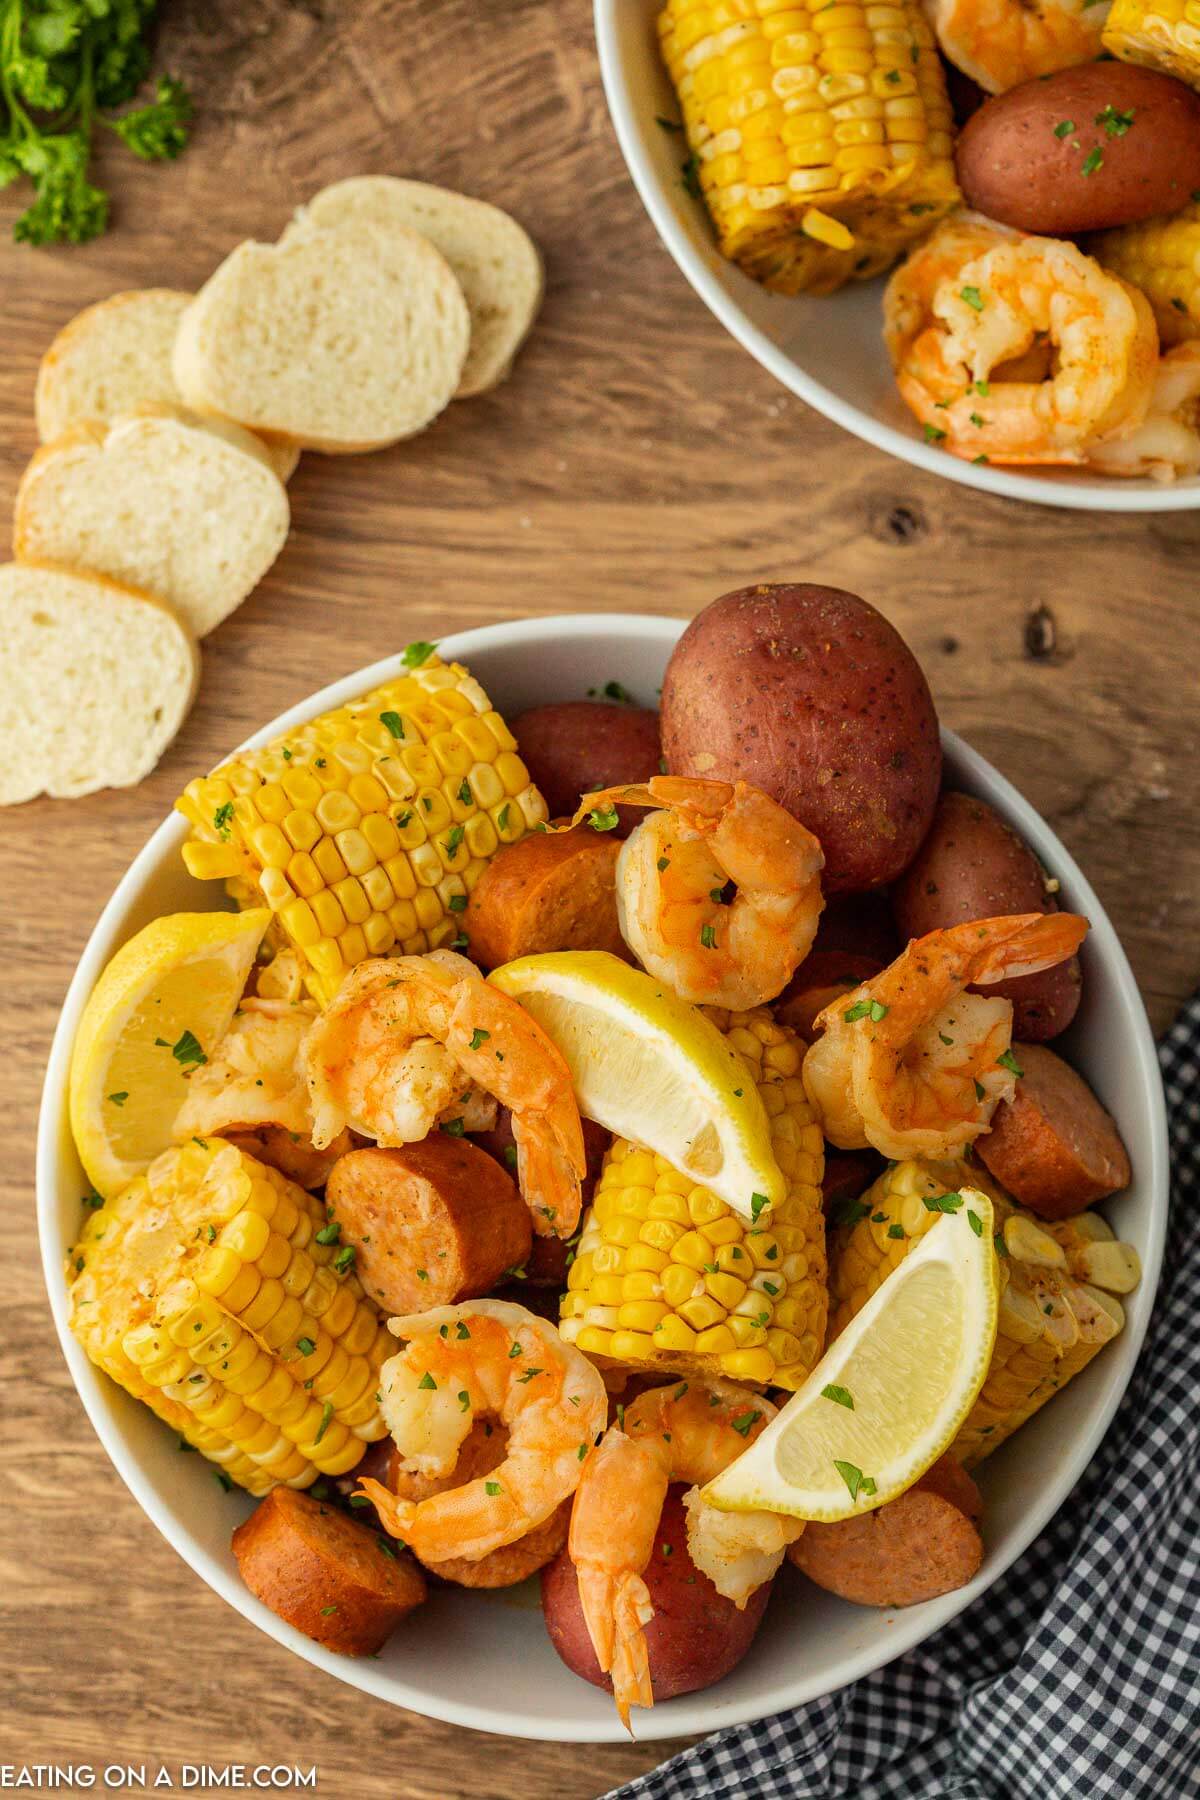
[232, 1486, 426, 1655]
[326, 1138, 532, 1314]
[463, 825, 625, 970]
[788, 1457, 983, 1607]
[975, 1044, 1131, 1219]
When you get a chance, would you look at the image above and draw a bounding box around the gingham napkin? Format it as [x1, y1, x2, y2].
[608, 1000, 1200, 1800]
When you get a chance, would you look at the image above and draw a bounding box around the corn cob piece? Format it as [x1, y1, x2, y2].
[1094, 202, 1200, 347]
[177, 651, 547, 1005]
[657, 0, 960, 295]
[1103, 0, 1200, 89]
[826, 1158, 1134, 1465]
[67, 1139, 392, 1496]
[560, 1008, 826, 1388]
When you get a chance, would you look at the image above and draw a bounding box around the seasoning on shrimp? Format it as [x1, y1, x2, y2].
[568, 1378, 801, 1728]
[884, 217, 1158, 466]
[927, 0, 1108, 95]
[303, 951, 586, 1237]
[802, 913, 1089, 1162]
[1086, 342, 1200, 483]
[357, 1300, 607, 1565]
[556, 776, 824, 1011]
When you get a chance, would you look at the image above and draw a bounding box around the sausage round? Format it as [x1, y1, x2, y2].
[326, 1138, 532, 1314]
[232, 1486, 426, 1655]
[788, 1458, 983, 1607]
[463, 825, 625, 970]
[975, 1043, 1131, 1218]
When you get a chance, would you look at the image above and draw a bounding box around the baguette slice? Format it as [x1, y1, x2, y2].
[288, 177, 543, 398]
[14, 407, 291, 640]
[35, 290, 298, 483]
[0, 562, 198, 805]
[172, 220, 470, 452]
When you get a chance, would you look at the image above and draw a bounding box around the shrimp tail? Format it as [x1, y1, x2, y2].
[356, 1478, 417, 1544]
[965, 912, 1088, 984]
[512, 1113, 583, 1238]
[577, 1565, 654, 1731]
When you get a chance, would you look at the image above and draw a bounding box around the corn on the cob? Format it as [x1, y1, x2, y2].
[560, 1008, 826, 1388]
[1094, 203, 1200, 347]
[826, 1158, 1135, 1466]
[1103, 0, 1200, 89]
[67, 1139, 392, 1496]
[177, 652, 547, 1006]
[657, 0, 960, 295]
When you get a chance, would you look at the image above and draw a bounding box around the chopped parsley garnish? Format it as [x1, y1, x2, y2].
[821, 1384, 854, 1410]
[458, 1389, 471, 1411]
[320, 1605, 338, 1617]
[456, 1321, 471, 1339]
[403, 641, 436, 667]
[731, 1409, 762, 1437]
[314, 1401, 333, 1444]
[379, 711, 405, 740]
[1096, 104, 1134, 137]
[1053, 119, 1076, 139]
[448, 893, 468, 912]
[588, 803, 619, 833]
[171, 1029, 206, 1069]
[997, 1048, 1024, 1077]
[681, 150, 702, 199]
[486, 1480, 503, 1495]
[967, 1209, 983, 1237]
[497, 803, 511, 832]
[657, 856, 670, 872]
[445, 825, 465, 856]
[518, 1367, 545, 1384]
[700, 923, 717, 949]
[656, 114, 682, 132]
[296, 1337, 316, 1357]
[834, 1460, 876, 1501]
[503, 1144, 518, 1171]
[213, 801, 234, 839]
[469, 1027, 490, 1051]
[315, 1221, 340, 1246]
[333, 1245, 356, 1274]
[395, 809, 414, 829]
[458, 777, 472, 804]
[995, 1231, 1010, 1258]
[107, 1091, 128, 1106]
[960, 285, 984, 312]
[924, 423, 947, 443]
[603, 680, 633, 703]
[1081, 146, 1103, 177]
[922, 1191, 964, 1214]
[416, 1268, 428, 1282]
[750, 1193, 769, 1225]
[974, 1078, 987, 1101]
[887, 1223, 906, 1240]
[831, 1197, 870, 1229]
[441, 1116, 465, 1138]
[508, 1341, 523, 1359]
[418, 1372, 437, 1391]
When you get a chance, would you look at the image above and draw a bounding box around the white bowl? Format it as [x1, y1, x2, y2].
[38, 613, 1169, 1743]
[595, 0, 1200, 513]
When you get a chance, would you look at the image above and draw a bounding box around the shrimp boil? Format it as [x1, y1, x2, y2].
[927, 0, 1108, 94]
[802, 913, 1088, 1161]
[561, 776, 824, 1010]
[1087, 343, 1200, 482]
[885, 221, 1158, 466]
[357, 1300, 608, 1564]
[304, 950, 586, 1237]
[569, 1379, 801, 1728]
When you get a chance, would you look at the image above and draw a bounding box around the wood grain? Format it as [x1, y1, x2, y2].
[1, 2, 1196, 1795]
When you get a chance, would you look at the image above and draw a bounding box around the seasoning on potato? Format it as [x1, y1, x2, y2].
[892, 790, 1082, 1040]
[660, 583, 942, 893]
[956, 64, 1200, 237]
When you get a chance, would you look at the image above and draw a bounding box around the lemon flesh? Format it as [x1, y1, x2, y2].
[69, 908, 270, 1197]
[704, 1193, 1000, 1519]
[489, 950, 784, 1219]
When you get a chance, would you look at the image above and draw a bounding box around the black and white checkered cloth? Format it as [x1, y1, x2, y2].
[609, 999, 1200, 1800]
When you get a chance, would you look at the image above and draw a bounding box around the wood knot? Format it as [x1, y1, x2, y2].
[871, 501, 927, 546]
[1024, 605, 1064, 662]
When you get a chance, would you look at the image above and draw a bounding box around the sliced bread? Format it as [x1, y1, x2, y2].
[35, 289, 298, 483]
[172, 220, 471, 452]
[288, 177, 543, 398]
[14, 406, 291, 640]
[0, 562, 198, 805]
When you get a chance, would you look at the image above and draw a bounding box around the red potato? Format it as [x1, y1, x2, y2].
[463, 825, 625, 970]
[661, 584, 941, 893]
[541, 1485, 773, 1703]
[788, 1457, 983, 1608]
[326, 1138, 532, 1314]
[810, 891, 901, 965]
[511, 701, 662, 835]
[232, 1487, 426, 1655]
[976, 1043, 1131, 1218]
[892, 791, 1082, 1041]
[957, 64, 1200, 236]
[822, 1150, 885, 1216]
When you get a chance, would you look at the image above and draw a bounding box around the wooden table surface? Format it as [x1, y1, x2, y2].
[2, 3, 1196, 1796]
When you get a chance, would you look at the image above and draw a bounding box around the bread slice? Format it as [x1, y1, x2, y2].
[14, 406, 291, 640]
[0, 562, 198, 805]
[288, 178, 543, 398]
[172, 220, 470, 452]
[35, 290, 299, 483]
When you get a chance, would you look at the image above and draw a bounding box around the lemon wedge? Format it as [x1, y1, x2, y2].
[488, 950, 783, 1219]
[703, 1191, 1000, 1519]
[69, 908, 271, 1197]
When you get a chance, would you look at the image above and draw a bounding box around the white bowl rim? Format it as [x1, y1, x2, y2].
[37, 611, 1170, 1743]
[593, 0, 1200, 514]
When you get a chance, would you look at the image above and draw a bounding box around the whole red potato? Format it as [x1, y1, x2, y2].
[541, 1485, 773, 1705]
[661, 584, 941, 892]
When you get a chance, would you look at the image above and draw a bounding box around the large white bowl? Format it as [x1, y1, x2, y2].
[595, 0, 1200, 513]
[38, 613, 1169, 1743]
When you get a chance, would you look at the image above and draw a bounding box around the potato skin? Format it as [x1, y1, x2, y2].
[891, 791, 1081, 1041]
[541, 1485, 772, 1702]
[661, 584, 941, 893]
[511, 701, 661, 834]
[956, 65, 1200, 235]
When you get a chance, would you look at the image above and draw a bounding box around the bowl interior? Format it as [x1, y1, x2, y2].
[37, 614, 1168, 1743]
[594, 0, 1200, 513]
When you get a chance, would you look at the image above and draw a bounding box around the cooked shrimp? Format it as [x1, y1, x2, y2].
[560, 777, 824, 1009]
[803, 913, 1088, 1161]
[886, 222, 1157, 465]
[357, 1300, 607, 1565]
[1087, 343, 1200, 483]
[928, 0, 1108, 94]
[304, 950, 585, 1237]
[569, 1379, 801, 1728]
